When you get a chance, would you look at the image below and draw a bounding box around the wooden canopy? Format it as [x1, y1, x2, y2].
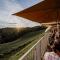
[13, 0, 60, 23]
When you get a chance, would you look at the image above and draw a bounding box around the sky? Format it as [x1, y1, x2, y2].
[0, 0, 43, 28]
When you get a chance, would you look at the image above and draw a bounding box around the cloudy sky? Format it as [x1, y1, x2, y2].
[0, 0, 43, 28]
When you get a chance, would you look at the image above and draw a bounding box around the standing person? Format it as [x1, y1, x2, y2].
[48, 29, 55, 46]
[44, 41, 60, 60]
[47, 29, 56, 52]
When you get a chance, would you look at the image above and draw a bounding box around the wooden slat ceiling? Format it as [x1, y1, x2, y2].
[13, 0, 60, 23]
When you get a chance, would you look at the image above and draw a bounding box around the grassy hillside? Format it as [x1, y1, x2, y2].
[0, 26, 46, 60]
[0, 26, 46, 44]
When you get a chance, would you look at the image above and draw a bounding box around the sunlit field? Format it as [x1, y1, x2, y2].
[0, 26, 46, 60]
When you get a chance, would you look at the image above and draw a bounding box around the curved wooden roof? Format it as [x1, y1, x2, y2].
[13, 0, 60, 23]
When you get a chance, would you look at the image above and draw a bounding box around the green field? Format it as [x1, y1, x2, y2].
[0, 28, 46, 60]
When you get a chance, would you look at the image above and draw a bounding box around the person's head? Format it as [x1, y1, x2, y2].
[53, 41, 60, 56]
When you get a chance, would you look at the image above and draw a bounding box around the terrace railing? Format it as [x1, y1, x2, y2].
[18, 32, 49, 60]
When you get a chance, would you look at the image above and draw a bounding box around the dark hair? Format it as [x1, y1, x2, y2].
[53, 41, 60, 52]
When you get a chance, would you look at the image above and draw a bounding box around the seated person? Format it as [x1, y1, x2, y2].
[44, 41, 60, 60]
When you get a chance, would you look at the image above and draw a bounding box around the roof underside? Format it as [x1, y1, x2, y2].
[13, 0, 60, 23]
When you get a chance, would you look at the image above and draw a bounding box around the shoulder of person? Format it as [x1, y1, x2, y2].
[44, 52, 54, 60]
[44, 52, 50, 57]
